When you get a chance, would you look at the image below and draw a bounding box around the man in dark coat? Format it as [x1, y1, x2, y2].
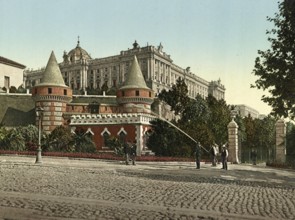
[221, 145, 228, 170]
[250, 149, 257, 165]
[124, 141, 130, 165]
[130, 141, 137, 165]
[195, 142, 201, 169]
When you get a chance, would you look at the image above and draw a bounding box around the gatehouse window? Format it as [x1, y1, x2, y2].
[136, 90, 139, 96]
[119, 131, 126, 143]
[103, 132, 110, 147]
[48, 88, 52, 94]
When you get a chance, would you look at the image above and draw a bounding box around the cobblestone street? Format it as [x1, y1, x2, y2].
[0, 155, 294, 220]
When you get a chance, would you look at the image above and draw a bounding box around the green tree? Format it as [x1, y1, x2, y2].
[180, 94, 210, 124]
[235, 114, 246, 145]
[206, 95, 231, 146]
[178, 94, 214, 150]
[257, 116, 276, 149]
[158, 78, 190, 116]
[106, 86, 117, 95]
[5, 128, 26, 151]
[47, 126, 73, 152]
[242, 115, 257, 150]
[0, 126, 9, 149]
[20, 125, 39, 151]
[17, 85, 27, 93]
[252, 0, 295, 118]
[72, 127, 96, 153]
[86, 86, 101, 95]
[241, 115, 276, 163]
[9, 86, 17, 93]
[101, 82, 109, 94]
[147, 119, 190, 157]
[151, 81, 233, 157]
[255, 116, 276, 162]
[106, 136, 125, 156]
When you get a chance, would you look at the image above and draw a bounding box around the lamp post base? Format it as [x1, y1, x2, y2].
[35, 147, 42, 164]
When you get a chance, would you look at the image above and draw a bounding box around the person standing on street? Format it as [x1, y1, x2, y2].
[130, 140, 137, 165]
[221, 145, 228, 170]
[211, 143, 218, 166]
[250, 149, 257, 165]
[195, 142, 202, 169]
[124, 141, 131, 165]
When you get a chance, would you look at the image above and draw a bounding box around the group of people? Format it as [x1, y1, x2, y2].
[123, 140, 137, 165]
[123, 141, 257, 169]
[195, 142, 229, 170]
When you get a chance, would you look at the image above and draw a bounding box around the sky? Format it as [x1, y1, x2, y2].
[0, 0, 281, 115]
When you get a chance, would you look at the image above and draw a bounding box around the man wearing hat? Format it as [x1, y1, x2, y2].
[221, 144, 228, 170]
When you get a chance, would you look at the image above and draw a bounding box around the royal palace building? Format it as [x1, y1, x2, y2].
[24, 40, 225, 100]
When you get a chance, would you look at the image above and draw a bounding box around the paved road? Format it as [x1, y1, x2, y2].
[0, 155, 294, 220]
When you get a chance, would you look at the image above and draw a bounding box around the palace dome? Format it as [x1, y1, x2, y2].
[67, 39, 91, 62]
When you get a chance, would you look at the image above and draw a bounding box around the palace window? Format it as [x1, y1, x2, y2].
[48, 88, 52, 94]
[136, 90, 139, 96]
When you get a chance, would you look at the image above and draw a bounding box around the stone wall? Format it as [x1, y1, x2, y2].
[0, 94, 35, 127]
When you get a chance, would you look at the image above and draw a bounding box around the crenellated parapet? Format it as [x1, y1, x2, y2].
[70, 113, 157, 126]
[32, 94, 72, 103]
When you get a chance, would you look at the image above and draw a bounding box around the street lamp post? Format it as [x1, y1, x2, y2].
[35, 107, 44, 164]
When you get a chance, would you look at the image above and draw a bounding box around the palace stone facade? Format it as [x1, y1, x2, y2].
[24, 40, 225, 100]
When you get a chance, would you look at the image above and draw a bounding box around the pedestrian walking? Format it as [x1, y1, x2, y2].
[195, 142, 201, 169]
[250, 149, 257, 165]
[211, 144, 218, 166]
[130, 141, 137, 165]
[124, 141, 130, 165]
[221, 145, 228, 170]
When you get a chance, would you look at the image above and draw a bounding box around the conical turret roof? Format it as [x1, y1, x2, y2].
[120, 55, 149, 90]
[38, 51, 66, 87]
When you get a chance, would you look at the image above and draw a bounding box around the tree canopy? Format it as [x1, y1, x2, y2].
[148, 79, 231, 157]
[252, 0, 295, 118]
[158, 78, 190, 116]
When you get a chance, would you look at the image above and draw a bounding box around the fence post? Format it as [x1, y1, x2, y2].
[228, 118, 239, 164]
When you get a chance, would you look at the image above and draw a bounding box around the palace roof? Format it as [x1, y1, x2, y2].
[0, 56, 26, 69]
